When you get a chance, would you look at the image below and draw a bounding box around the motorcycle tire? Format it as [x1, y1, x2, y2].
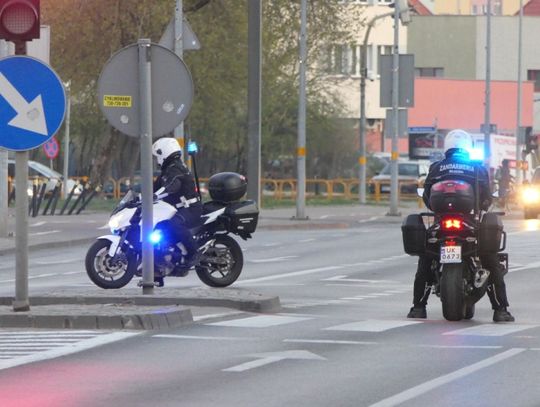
[196, 235, 243, 287]
[85, 239, 137, 289]
[440, 263, 465, 321]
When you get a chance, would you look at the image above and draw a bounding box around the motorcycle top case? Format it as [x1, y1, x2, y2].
[222, 200, 259, 234]
[209, 172, 248, 203]
[429, 180, 475, 213]
[401, 214, 426, 256]
[478, 212, 503, 253]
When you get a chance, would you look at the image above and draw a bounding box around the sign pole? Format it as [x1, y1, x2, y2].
[295, 0, 308, 220]
[62, 81, 71, 198]
[14, 149, 29, 311]
[0, 40, 8, 238]
[138, 39, 155, 295]
[388, 2, 400, 216]
[13, 41, 30, 312]
[173, 0, 185, 151]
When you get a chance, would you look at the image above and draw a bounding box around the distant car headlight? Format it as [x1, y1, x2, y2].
[522, 187, 540, 204]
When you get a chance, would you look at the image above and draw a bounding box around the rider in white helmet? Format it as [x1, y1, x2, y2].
[151, 137, 202, 285]
[407, 129, 514, 322]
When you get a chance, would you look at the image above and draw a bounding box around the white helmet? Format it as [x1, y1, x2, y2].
[152, 138, 182, 166]
[444, 129, 473, 153]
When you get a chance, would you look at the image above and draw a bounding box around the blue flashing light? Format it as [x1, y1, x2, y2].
[150, 230, 162, 244]
[187, 141, 198, 154]
[468, 148, 484, 161]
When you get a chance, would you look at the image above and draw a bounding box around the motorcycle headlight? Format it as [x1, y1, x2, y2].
[522, 188, 540, 204]
[108, 214, 122, 231]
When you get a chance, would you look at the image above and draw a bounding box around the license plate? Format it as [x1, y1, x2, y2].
[440, 246, 461, 263]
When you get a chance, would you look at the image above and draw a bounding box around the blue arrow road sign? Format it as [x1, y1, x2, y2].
[0, 56, 66, 151]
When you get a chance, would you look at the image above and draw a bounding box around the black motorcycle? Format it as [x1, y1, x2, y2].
[402, 179, 507, 321]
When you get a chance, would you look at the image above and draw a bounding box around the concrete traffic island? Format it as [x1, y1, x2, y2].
[0, 287, 281, 330]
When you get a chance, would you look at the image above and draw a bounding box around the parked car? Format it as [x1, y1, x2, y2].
[371, 160, 430, 194]
[7, 159, 81, 196]
[521, 167, 540, 219]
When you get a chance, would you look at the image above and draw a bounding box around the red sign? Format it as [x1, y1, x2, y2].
[43, 136, 59, 159]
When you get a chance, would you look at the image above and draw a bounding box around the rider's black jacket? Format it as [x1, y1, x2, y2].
[422, 148, 492, 211]
[153, 152, 201, 213]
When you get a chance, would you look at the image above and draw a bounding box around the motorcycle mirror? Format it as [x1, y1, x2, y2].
[417, 188, 424, 197]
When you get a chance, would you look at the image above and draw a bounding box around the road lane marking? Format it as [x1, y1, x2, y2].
[283, 339, 377, 345]
[29, 230, 61, 236]
[153, 334, 258, 341]
[509, 261, 540, 273]
[358, 216, 379, 223]
[207, 315, 311, 328]
[34, 258, 79, 265]
[443, 324, 537, 337]
[249, 256, 298, 264]
[237, 265, 343, 284]
[323, 276, 399, 284]
[223, 350, 325, 373]
[416, 345, 503, 349]
[29, 221, 46, 227]
[192, 311, 243, 322]
[325, 320, 422, 332]
[368, 348, 525, 407]
[299, 238, 316, 243]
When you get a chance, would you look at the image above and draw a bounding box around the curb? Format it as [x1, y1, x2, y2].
[0, 288, 281, 330]
[0, 304, 193, 330]
[0, 237, 97, 256]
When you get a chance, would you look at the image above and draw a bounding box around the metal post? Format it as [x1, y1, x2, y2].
[0, 147, 8, 238]
[515, 0, 523, 184]
[359, 12, 393, 205]
[388, 3, 400, 216]
[62, 81, 71, 199]
[483, 0, 492, 170]
[247, 0, 261, 204]
[295, 0, 308, 219]
[173, 0, 185, 151]
[0, 40, 9, 238]
[139, 39, 154, 295]
[13, 150, 29, 311]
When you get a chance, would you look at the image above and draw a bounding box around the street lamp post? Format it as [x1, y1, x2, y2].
[359, 11, 393, 204]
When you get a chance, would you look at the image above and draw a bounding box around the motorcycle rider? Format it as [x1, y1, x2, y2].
[407, 129, 515, 322]
[152, 137, 202, 285]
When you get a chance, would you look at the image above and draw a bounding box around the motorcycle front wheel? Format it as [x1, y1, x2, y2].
[440, 263, 465, 321]
[85, 239, 137, 289]
[196, 235, 243, 287]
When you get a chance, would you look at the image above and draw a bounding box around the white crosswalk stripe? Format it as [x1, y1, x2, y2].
[324, 320, 422, 332]
[0, 330, 138, 370]
[207, 315, 311, 328]
[442, 324, 538, 337]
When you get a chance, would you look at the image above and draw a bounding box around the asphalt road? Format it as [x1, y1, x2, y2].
[1, 215, 540, 406]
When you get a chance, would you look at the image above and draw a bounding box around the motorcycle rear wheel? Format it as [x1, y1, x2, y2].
[440, 263, 465, 321]
[85, 239, 137, 289]
[196, 235, 243, 287]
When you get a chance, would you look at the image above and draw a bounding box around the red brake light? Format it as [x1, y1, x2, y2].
[442, 218, 462, 230]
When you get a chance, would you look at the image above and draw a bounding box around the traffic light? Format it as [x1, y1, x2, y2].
[525, 127, 537, 153]
[0, 0, 40, 42]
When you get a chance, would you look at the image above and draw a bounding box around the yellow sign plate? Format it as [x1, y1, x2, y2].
[103, 95, 132, 108]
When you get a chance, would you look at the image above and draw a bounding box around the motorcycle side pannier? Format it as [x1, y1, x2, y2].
[478, 213, 503, 253]
[223, 200, 259, 234]
[429, 180, 475, 213]
[401, 214, 426, 256]
[209, 172, 247, 202]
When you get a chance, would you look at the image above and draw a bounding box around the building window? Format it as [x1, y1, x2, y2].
[326, 44, 360, 76]
[415, 67, 444, 77]
[528, 70, 540, 92]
